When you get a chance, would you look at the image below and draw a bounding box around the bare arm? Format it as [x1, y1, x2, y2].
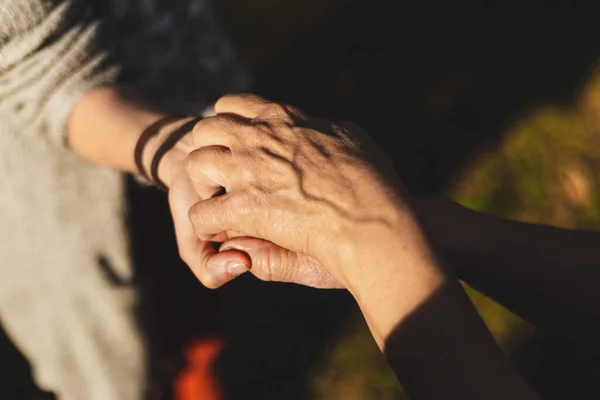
[67, 87, 252, 277]
[185, 94, 541, 400]
[67, 87, 192, 186]
[417, 197, 600, 334]
[339, 214, 541, 400]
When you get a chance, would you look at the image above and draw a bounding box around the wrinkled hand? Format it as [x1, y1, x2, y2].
[186, 94, 409, 289]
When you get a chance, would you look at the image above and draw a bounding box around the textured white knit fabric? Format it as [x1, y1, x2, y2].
[0, 1, 144, 398]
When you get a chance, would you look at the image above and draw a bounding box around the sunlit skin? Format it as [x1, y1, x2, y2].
[182, 94, 541, 400]
[68, 87, 250, 270]
[70, 88, 599, 399]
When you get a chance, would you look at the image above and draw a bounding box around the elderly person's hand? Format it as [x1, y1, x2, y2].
[184, 95, 543, 400]
[185, 94, 429, 290]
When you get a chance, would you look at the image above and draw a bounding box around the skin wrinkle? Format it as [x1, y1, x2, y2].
[294, 144, 362, 209]
[182, 95, 548, 398]
[234, 238, 336, 287]
[257, 125, 364, 214]
[200, 108, 404, 262]
[252, 102, 303, 125]
[191, 114, 245, 149]
[297, 119, 383, 205]
[304, 133, 334, 159]
[187, 95, 412, 289]
[250, 136, 398, 260]
[256, 241, 275, 282]
[195, 150, 395, 264]
[246, 119, 285, 145]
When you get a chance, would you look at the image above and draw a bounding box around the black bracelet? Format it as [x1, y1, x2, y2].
[134, 115, 185, 181]
[150, 116, 203, 191]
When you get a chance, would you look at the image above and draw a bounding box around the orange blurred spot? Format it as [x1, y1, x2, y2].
[174, 338, 224, 400]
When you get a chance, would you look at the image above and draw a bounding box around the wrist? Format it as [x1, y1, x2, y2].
[329, 201, 448, 312]
[139, 116, 197, 189]
[412, 196, 475, 280]
[344, 231, 448, 347]
[69, 87, 164, 174]
[329, 195, 423, 280]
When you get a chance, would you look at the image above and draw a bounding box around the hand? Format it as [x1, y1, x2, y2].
[142, 117, 252, 288]
[186, 94, 417, 289]
[146, 116, 343, 288]
[217, 236, 344, 288]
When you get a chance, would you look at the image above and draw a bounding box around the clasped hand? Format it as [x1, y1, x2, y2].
[167, 94, 431, 293]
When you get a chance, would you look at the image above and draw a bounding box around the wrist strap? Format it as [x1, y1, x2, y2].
[150, 116, 203, 191]
[134, 115, 185, 181]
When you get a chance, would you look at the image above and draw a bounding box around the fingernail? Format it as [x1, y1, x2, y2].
[226, 261, 249, 277]
[219, 244, 234, 252]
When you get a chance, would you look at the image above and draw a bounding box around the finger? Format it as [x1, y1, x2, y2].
[203, 250, 251, 287]
[185, 147, 237, 243]
[220, 237, 301, 283]
[215, 94, 309, 125]
[214, 93, 271, 119]
[333, 120, 370, 145]
[209, 230, 246, 242]
[254, 102, 308, 125]
[218, 237, 340, 288]
[186, 146, 236, 193]
[192, 115, 247, 149]
[169, 173, 249, 288]
[188, 193, 242, 241]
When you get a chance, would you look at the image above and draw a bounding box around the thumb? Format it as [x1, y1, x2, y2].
[219, 237, 342, 289]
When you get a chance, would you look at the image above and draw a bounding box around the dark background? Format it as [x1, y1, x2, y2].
[2, 2, 600, 399]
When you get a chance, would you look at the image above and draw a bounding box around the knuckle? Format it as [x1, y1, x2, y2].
[188, 203, 203, 226]
[254, 248, 274, 282]
[230, 192, 251, 215]
[191, 118, 209, 140]
[214, 93, 237, 109]
[185, 152, 201, 178]
[195, 115, 223, 130]
[253, 246, 297, 284]
[280, 251, 297, 282]
[194, 115, 235, 136]
[249, 124, 276, 145]
[215, 93, 269, 115]
[259, 102, 306, 124]
[283, 104, 307, 121]
[187, 147, 224, 178]
[210, 115, 236, 134]
[211, 146, 230, 162]
[186, 149, 204, 173]
[260, 103, 288, 119]
[236, 93, 266, 106]
[240, 93, 267, 103]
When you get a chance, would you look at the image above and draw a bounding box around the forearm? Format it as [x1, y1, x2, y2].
[345, 227, 539, 400]
[417, 197, 600, 332]
[67, 87, 192, 185]
[68, 87, 160, 172]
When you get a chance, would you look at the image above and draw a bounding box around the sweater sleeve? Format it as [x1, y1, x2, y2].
[0, 0, 118, 148]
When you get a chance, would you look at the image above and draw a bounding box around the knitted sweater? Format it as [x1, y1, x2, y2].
[0, 1, 141, 397]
